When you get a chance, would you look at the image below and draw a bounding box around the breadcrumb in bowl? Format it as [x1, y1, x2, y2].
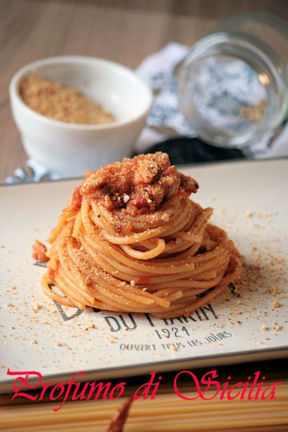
[9, 56, 153, 177]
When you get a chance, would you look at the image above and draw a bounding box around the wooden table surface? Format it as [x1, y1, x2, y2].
[1, 0, 288, 427]
[1, 0, 288, 182]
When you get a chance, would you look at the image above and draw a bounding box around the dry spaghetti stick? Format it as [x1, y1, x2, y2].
[1, 384, 288, 431]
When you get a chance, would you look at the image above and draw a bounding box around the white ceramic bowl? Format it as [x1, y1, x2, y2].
[9, 56, 153, 177]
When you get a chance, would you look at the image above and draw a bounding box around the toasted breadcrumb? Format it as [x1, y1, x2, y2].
[20, 76, 114, 125]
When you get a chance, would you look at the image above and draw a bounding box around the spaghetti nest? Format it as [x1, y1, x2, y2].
[40, 152, 242, 318]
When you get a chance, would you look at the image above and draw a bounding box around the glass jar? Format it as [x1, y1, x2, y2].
[178, 13, 288, 147]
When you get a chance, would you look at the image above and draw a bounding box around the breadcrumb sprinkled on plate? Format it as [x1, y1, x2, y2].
[272, 298, 281, 309]
[84, 322, 96, 330]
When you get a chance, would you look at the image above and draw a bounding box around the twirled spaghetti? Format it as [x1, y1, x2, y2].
[35, 152, 242, 318]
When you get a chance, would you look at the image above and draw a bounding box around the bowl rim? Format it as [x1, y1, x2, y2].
[9, 55, 153, 130]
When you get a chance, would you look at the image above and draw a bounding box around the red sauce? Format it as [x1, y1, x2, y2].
[136, 276, 151, 285]
[79, 152, 198, 216]
[32, 240, 49, 262]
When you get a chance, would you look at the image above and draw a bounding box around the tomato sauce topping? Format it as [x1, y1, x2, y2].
[32, 240, 49, 262]
[80, 152, 198, 215]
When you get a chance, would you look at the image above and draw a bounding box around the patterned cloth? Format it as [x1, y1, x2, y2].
[136, 43, 288, 159]
[6, 43, 288, 183]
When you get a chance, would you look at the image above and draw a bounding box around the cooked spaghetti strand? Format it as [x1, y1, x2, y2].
[34, 152, 242, 318]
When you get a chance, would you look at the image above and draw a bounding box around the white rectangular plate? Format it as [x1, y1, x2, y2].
[1, 159, 288, 393]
